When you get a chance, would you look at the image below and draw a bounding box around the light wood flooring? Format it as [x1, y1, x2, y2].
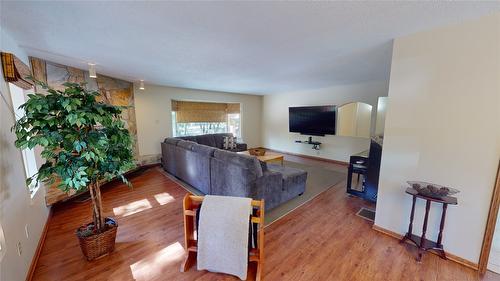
[31, 155, 500, 281]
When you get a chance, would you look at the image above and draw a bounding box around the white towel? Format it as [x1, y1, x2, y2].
[197, 195, 252, 280]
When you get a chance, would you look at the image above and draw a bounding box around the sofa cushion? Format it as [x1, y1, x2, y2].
[192, 143, 216, 157]
[268, 164, 307, 204]
[164, 138, 181, 145]
[195, 134, 217, 148]
[177, 140, 197, 150]
[213, 149, 263, 177]
[267, 164, 307, 182]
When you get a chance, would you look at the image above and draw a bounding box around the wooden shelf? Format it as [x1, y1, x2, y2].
[295, 140, 321, 150]
[401, 189, 457, 262]
[405, 234, 442, 251]
[405, 188, 458, 205]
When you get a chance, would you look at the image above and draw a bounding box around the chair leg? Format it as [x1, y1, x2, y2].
[256, 261, 263, 281]
[180, 251, 196, 272]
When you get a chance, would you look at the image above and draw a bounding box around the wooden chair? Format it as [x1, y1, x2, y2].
[180, 194, 265, 281]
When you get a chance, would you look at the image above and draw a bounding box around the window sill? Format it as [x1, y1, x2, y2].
[29, 184, 42, 205]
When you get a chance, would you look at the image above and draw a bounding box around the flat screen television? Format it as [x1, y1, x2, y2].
[289, 105, 336, 136]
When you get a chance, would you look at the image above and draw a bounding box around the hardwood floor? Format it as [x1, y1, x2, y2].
[32, 157, 500, 281]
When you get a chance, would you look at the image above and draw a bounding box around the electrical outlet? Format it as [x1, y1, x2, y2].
[25, 224, 30, 239]
[17, 241, 22, 256]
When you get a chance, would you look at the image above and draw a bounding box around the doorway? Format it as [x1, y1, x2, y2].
[479, 161, 500, 274]
[489, 216, 500, 273]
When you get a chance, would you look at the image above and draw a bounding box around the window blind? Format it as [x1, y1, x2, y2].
[1, 52, 33, 90]
[172, 100, 240, 123]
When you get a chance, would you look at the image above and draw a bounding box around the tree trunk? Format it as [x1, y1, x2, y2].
[89, 181, 105, 231]
[95, 182, 105, 229]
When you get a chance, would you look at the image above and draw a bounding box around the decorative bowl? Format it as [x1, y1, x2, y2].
[249, 148, 266, 156]
[407, 181, 459, 199]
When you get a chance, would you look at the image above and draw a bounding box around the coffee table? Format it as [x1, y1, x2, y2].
[238, 150, 284, 165]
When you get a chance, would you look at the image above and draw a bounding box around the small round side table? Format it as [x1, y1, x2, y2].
[400, 187, 458, 262]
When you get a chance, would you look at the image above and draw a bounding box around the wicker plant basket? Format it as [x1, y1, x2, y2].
[77, 224, 118, 261]
[249, 148, 266, 156]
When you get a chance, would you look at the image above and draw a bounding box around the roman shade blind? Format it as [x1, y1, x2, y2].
[226, 103, 240, 114]
[172, 100, 240, 123]
[1, 52, 33, 90]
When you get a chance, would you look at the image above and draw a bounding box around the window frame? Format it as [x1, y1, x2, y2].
[0, 223, 5, 263]
[171, 103, 242, 139]
[8, 83, 41, 198]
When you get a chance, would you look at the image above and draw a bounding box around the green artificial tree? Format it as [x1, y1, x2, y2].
[13, 80, 135, 233]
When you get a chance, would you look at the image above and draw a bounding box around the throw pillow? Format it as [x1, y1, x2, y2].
[223, 136, 237, 150]
[223, 136, 230, 149]
[229, 136, 237, 149]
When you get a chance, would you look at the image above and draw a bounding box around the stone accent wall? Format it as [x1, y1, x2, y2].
[30, 57, 139, 205]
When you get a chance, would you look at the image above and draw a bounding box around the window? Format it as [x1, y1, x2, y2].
[171, 101, 241, 138]
[0, 223, 5, 263]
[9, 83, 40, 197]
[227, 113, 241, 139]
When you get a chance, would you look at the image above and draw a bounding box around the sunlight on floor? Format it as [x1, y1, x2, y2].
[154, 192, 175, 205]
[113, 199, 152, 217]
[130, 241, 185, 280]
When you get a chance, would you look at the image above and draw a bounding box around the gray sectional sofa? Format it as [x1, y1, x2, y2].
[176, 133, 247, 152]
[161, 134, 307, 210]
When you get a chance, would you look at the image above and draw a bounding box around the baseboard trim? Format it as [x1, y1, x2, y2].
[26, 208, 53, 281]
[136, 163, 161, 170]
[263, 147, 349, 166]
[372, 224, 479, 271]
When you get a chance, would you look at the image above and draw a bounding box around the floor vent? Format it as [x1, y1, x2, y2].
[356, 207, 375, 222]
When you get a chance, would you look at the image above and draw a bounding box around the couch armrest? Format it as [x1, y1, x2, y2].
[160, 142, 169, 168]
[255, 170, 283, 210]
[236, 142, 247, 151]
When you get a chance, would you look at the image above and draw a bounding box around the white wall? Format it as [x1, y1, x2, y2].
[375, 97, 388, 136]
[355, 102, 373, 138]
[134, 84, 263, 163]
[261, 81, 388, 162]
[0, 27, 50, 281]
[375, 13, 500, 264]
[337, 102, 373, 138]
[337, 103, 358, 137]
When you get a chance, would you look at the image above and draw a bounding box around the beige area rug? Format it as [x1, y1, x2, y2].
[158, 161, 346, 226]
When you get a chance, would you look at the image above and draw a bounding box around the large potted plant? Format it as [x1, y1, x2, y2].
[13, 80, 135, 260]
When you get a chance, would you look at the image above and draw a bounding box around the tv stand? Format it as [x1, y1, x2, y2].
[295, 138, 321, 150]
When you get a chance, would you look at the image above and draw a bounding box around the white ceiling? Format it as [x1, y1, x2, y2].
[1, 1, 499, 95]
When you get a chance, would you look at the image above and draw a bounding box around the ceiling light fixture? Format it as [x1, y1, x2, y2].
[139, 80, 145, 90]
[88, 63, 97, 78]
